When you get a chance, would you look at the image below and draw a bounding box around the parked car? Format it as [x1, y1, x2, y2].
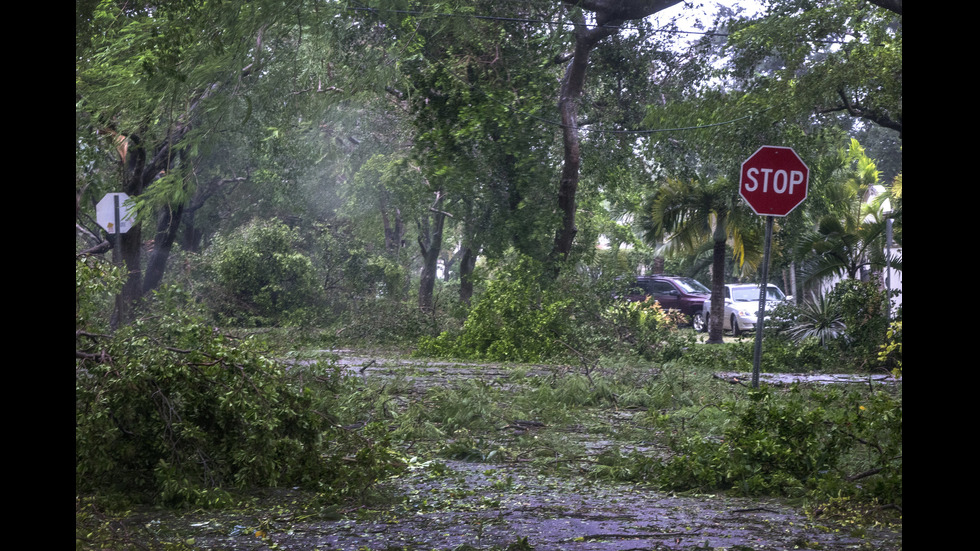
[697, 283, 791, 336]
[622, 275, 711, 321]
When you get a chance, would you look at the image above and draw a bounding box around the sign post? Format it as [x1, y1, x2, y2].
[96, 193, 135, 329]
[739, 146, 809, 387]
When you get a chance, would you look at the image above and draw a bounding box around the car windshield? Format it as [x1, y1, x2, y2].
[731, 286, 785, 302]
[765, 286, 786, 301]
[674, 278, 710, 294]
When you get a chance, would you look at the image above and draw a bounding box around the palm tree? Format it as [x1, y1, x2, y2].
[642, 176, 757, 344]
[795, 140, 900, 286]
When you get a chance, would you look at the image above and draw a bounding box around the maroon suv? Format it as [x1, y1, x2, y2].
[623, 276, 711, 319]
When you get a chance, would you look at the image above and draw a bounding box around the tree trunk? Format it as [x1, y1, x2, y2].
[551, 1, 684, 264]
[381, 191, 404, 256]
[459, 246, 477, 305]
[113, 225, 144, 330]
[114, 134, 151, 327]
[142, 203, 185, 293]
[551, 11, 617, 262]
[418, 193, 447, 312]
[707, 237, 726, 344]
[108, 66, 247, 325]
[443, 247, 462, 282]
[789, 260, 798, 304]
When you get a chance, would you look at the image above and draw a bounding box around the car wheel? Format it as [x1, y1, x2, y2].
[692, 312, 706, 333]
[731, 314, 741, 337]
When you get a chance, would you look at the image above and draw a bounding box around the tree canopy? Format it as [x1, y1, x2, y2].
[77, 0, 901, 327]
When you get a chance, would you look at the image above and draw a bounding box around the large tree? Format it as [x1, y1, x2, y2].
[364, 1, 563, 304]
[551, 0, 683, 262]
[76, 1, 396, 323]
[77, 1, 252, 322]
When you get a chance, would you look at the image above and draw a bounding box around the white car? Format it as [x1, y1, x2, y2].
[697, 284, 791, 336]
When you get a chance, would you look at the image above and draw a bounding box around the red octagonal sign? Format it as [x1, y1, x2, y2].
[740, 146, 809, 217]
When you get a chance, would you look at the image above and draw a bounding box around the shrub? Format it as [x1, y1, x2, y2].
[76, 288, 402, 506]
[764, 334, 837, 372]
[784, 291, 846, 347]
[416, 254, 687, 363]
[828, 280, 891, 370]
[201, 219, 321, 326]
[605, 296, 687, 360]
[878, 320, 903, 377]
[417, 255, 573, 362]
[657, 385, 902, 507]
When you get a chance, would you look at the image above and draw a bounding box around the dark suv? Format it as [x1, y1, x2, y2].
[622, 275, 711, 319]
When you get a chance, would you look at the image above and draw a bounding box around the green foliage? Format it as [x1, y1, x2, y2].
[878, 320, 902, 378]
[760, 333, 839, 373]
[642, 176, 758, 272]
[76, 256, 124, 333]
[657, 386, 902, 506]
[673, 342, 753, 373]
[604, 297, 688, 360]
[763, 280, 894, 372]
[784, 291, 846, 347]
[827, 279, 891, 370]
[794, 139, 898, 286]
[201, 218, 321, 326]
[726, 0, 902, 137]
[417, 255, 687, 363]
[76, 288, 403, 506]
[340, 297, 442, 346]
[590, 447, 661, 484]
[417, 255, 571, 363]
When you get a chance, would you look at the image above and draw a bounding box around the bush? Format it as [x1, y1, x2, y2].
[657, 385, 902, 507]
[76, 255, 124, 332]
[878, 320, 902, 377]
[605, 296, 688, 360]
[76, 288, 402, 506]
[201, 219, 321, 326]
[827, 280, 892, 370]
[416, 254, 687, 363]
[765, 281, 895, 372]
[417, 255, 573, 362]
[782, 291, 846, 348]
[340, 296, 442, 346]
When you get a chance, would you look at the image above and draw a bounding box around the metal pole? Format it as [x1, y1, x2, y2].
[885, 217, 893, 323]
[751, 216, 774, 388]
[111, 194, 124, 331]
[113, 194, 122, 263]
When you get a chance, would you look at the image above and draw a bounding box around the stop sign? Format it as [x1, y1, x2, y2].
[740, 146, 809, 216]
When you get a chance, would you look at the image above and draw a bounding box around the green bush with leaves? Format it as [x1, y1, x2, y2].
[202, 218, 321, 326]
[783, 291, 846, 347]
[760, 334, 837, 372]
[76, 255, 124, 332]
[416, 254, 690, 363]
[764, 281, 895, 372]
[417, 255, 573, 362]
[603, 296, 687, 360]
[76, 288, 402, 506]
[828, 279, 892, 370]
[878, 320, 902, 377]
[657, 386, 902, 506]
